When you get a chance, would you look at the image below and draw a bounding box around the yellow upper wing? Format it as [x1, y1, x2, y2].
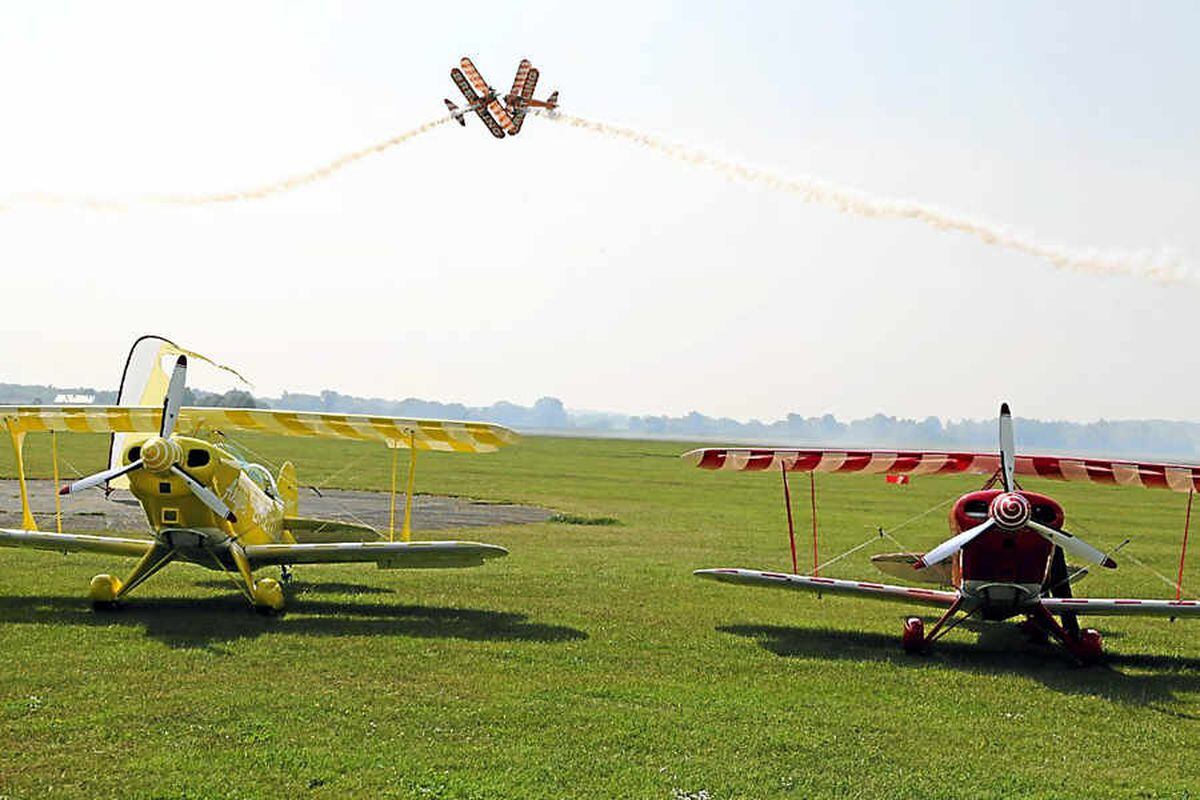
[0, 406, 518, 453]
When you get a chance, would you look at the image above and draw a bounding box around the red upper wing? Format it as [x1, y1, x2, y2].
[682, 447, 1200, 493]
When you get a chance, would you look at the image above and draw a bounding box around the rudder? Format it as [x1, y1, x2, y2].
[278, 461, 299, 518]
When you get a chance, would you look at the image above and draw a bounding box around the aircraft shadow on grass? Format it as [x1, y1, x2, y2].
[718, 623, 1200, 713]
[0, 593, 587, 652]
[194, 579, 398, 596]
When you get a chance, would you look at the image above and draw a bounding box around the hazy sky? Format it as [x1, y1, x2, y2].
[2, 1, 1197, 422]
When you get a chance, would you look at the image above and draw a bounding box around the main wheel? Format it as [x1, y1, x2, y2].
[89, 574, 123, 611]
[252, 577, 286, 614]
[1075, 628, 1104, 664]
[902, 617, 925, 653]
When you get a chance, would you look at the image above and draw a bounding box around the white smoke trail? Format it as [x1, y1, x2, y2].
[538, 112, 1193, 285]
[0, 115, 450, 211]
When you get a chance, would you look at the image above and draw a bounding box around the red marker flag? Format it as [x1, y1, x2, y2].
[886, 474, 910, 486]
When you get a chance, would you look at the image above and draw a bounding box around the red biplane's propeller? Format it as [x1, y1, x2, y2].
[916, 403, 1115, 571]
[58, 356, 237, 523]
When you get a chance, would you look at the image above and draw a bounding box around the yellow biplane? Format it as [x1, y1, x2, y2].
[0, 340, 517, 613]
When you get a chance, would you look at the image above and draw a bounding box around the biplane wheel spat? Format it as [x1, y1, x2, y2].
[688, 403, 1200, 664]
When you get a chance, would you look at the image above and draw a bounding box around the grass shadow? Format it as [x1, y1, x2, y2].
[718, 622, 1200, 711]
[0, 593, 587, 652]
[193, 579, 397, 596]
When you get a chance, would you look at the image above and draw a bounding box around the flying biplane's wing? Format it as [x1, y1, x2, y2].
[682, 448, 1200, 493]
[244, 540, 507, 569]
[695, 568, 958, 609]
[0, 406, 518, 453]
[0, 528, 153, 558]
[450, 68, 505, 139]
[489, 99, 516, 135]
[474, 106, 507, 139]
[460, 57, 490, 95]
[451, 67, 481, 106]
[509, 59, 532, 102]
[1040, 597, 1200, 617]
[507, 60, 534, 134]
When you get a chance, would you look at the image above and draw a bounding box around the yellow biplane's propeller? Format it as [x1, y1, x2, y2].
[58, 356, 239, 523]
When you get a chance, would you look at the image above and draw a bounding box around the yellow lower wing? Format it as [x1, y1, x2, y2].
[244, 540, 508, 569]
[0, 528, 153, 558]
[0, 406, 518, 453]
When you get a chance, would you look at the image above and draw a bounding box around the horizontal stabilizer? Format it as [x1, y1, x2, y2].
[444, 99, 467, 126]
[870, 552, 951, 586]
[284, 517, 381, 544]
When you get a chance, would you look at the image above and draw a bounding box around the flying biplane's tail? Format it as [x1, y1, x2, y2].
[444, 99, 467, 126]
[278, 461, 299, 518]
[546, 90, 559, 107]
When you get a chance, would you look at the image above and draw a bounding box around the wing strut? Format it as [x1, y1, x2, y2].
[388, 444, 400, 542]
[386, 431, 418, 542]
[51, 431, 62, 534]
[403, 431, 417, 542]
[1178, 488, 1194, 602]
[4, 421, 35, 530]
[809, 472, 819, 576]
[781, 462, 798, 574]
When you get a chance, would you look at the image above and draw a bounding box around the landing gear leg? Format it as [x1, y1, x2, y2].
[229, 541, 285, 615]
[901, 596, 973, 654]
[1046, 546, 1081, 639]
[1032, 605, 1103, 665]
[90, 544, 177, 611]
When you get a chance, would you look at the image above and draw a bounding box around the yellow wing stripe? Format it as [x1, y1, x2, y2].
[0, 406, 517, 453]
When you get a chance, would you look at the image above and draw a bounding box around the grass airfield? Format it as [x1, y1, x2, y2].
[1, 433, 1198, 799]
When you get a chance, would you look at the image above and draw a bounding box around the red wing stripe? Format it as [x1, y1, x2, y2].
[683, 447, 1200, 492]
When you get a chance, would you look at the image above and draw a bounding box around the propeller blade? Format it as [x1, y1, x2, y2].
[1027, 520, 1117, 569]
[169, 464, 237, 523]
[60, 459, 143, 495]
[999, 402, 1015, 492]
[160, 355, 188, 437]
[916, 518, 994, 570]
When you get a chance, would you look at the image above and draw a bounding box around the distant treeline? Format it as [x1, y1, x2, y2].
[2, 382, 1197, 459]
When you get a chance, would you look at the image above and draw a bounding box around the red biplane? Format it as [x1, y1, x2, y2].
[444, 57, 559, 139]
[687, 404, 1200, 663]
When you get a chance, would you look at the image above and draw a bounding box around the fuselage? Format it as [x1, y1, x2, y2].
[123, 435, 285, 568]
[949, 489, 1062, 619]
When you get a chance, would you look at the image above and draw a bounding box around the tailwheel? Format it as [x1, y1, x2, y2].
[89, 574, 124, 611]
[1074, 628, 1104, 665]
[252, 577, 286, 615]
[902, 617, 925, 653]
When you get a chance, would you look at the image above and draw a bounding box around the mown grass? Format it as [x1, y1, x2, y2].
[1, 432, 1198, 799]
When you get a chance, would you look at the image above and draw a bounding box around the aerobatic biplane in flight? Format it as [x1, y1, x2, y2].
[444, 57, 559, 139]
[687, 404, 1200, 663]
[0, 337, 516, 613]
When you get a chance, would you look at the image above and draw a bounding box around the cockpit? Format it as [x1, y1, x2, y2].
[242, 462, 279, 500]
